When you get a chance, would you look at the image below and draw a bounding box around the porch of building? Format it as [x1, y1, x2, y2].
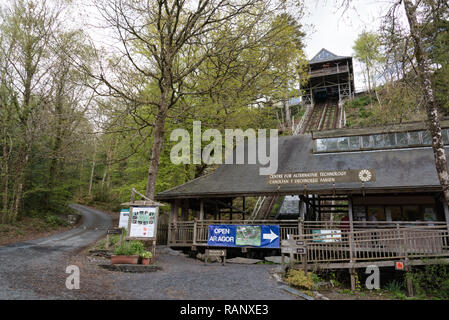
[164, 192, 449, 270]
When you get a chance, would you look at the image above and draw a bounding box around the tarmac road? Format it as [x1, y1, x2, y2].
[0, 204, 112, 299]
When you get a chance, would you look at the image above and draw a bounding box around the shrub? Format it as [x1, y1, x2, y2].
[113, 241, 145, 256]
[140, 251, 152, 259]
[285, 269, 316, 291]
[407, 262, 449, 299]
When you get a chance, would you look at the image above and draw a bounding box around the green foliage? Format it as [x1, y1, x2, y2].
[140, 251, 152, 259]
[113, 241, 145, 256]
[407, 263, 449, 299]
[44, 215, 69, 228]
[384, 280, 407, 299]
[285, 269, 317, 291]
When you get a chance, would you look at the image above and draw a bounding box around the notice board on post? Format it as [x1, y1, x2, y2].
[128, 206, 159, 239]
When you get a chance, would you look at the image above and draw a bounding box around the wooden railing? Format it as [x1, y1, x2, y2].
[309, 65, 349, 77]
[167, 219, 448, 246]
[292, 226, 449, 265]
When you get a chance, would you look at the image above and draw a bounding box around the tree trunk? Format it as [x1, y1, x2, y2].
[145, 112, 166, 200]
[403, 0, 449, 202]
[88, 139, 97, 196]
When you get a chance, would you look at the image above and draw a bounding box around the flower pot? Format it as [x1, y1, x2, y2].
[141, 258, 150, 265]
[110, 255, 139, 265]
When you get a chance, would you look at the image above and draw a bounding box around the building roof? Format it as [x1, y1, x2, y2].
[156, 134, 446, 200]
[309, 48, 352, 64]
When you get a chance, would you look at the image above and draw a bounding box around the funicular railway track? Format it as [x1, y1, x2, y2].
[300, 101, 340, 133]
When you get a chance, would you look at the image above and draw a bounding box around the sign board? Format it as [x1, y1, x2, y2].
[267, 169, 376, 185]
[281, 247, 306, 255]
[312, 229, 342, 242]
[206, 249, 226, 257]
[119, 209, 130, 229]
[281, 239, 306, 255]
[129, 206, 158, 239]
[207, 225, 280, 248]
[205, 249, 227, 265]
[395, 261, 405, 271]
[107, 228, 123, 235]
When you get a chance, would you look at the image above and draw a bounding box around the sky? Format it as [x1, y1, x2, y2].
[72, 0, 401, 92]
[301, 0, 396, 91]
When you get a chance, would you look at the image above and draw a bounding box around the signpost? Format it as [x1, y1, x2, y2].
[207, 225, 280, 248]
[105, 228, 124, 250]
[205, 249, 227, 265]
[281, 237, 307, 271]
[121, 188, 164, 260]
[119, 209, 130, 229]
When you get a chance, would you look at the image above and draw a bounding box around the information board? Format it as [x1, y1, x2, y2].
[207, 225, 280, 248]
[129, 207, 158, 238]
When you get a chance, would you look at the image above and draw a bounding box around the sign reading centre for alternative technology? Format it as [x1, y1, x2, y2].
[267, 169, 376, 185]
[208, 225, 280, 248]
[129, 207, 157, 238]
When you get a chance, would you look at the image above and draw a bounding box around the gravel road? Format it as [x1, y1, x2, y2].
[0, 204, 112, 299]
[0, 204, 299, 300]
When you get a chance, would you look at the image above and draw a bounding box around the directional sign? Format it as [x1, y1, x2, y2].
[281, 247, 306, 255]
[281, 238, 306, 255]
[207, 225, 280, 248]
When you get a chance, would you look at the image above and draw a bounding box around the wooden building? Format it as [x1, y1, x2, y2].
[156, 120, 449, 273]
[301, 48, 355, 105]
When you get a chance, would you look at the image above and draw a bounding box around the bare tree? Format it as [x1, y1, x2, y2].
[88, 0, 302, 199]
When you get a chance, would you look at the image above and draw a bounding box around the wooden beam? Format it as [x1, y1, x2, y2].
[348, 196, 354, 233]
[199, 199, 204, 221]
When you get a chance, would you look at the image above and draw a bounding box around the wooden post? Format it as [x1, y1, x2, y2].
[105, 234, 109, 250]
[182, 199, 189, 221]
[199, 199, 204, 221]
[126, 189, 136, 241]
[348, 196, 354, 233]
[443, 199, 449, 232]
[230, 199, 233, 221]
[193, 218, 198, 246]
[242, 197, 246, 220]
[406, 266, 414, 297]
[350, 268, 357, 291]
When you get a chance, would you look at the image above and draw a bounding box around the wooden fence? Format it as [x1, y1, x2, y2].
[165, 219, 449, 266]
[292, 226, 449, 266]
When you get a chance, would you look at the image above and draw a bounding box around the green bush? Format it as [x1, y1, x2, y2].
[140, 251, 152, 259]
[285, 269, 317, 291]
[44, 215, 69, 228]
[407, 262, 449, 299]
[113, 241, 145, 256]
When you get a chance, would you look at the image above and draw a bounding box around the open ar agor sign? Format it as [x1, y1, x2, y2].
[129, 207, 158, 238]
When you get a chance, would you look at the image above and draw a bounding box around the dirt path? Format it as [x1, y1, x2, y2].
[0, 204, 112, 299]
[0, 204, 299, 300]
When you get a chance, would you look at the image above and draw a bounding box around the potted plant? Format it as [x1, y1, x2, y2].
[111, 241, 144, 264]
[140, 251, 153, 265]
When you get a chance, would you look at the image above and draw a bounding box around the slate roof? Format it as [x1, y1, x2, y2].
[156, 134, 446, 200]
[309, 48, 351, 64]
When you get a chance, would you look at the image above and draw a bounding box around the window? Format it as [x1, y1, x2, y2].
[443, 129, 449, 144]
[314, 128, 449, 153]
[337, 137, 349, 151]
[362, 135, 372, 149]
[422, 131, 432, 145]
[408, 131, 420, 145]
[373, 134, 388, 148]
[327, 138, 338, 152]
[349, 136, 361, 150]
[402, 206, 421, 221]
[396, 132, 408, 146]
[316, 139, 327, 152]
[367, 206, 385, 221]
[386, 206, 403, 221]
